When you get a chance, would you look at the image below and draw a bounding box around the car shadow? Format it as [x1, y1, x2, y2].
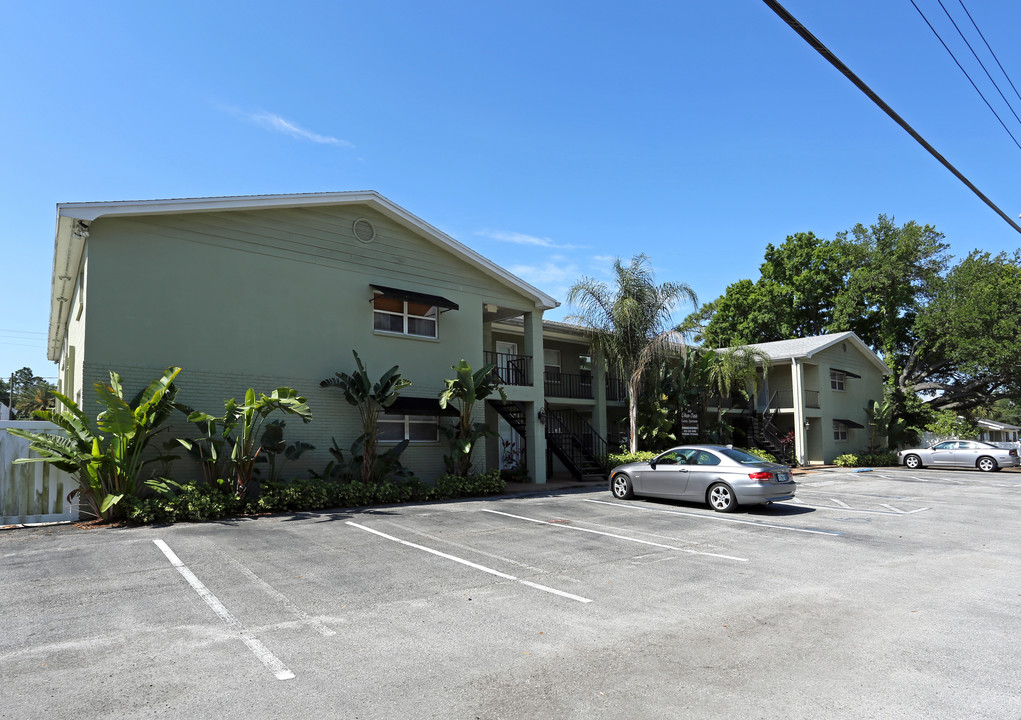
[640, 496, 816, 516]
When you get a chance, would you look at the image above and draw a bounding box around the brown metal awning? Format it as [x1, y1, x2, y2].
[383, 396, 459, 417]
[832, 368, 862, 379]
[371, 284, 459, 311]
[834, 418, 865, 429]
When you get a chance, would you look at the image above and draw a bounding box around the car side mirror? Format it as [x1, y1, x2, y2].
[649, 461, 657, 470]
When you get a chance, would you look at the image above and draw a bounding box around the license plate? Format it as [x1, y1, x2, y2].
[776, 473, 790, 483]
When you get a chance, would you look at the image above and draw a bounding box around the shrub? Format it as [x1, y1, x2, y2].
[123, 470, 507, 525]
[743, 447, 778, 463]
[833, 452, 898, 468]
[607, 451, 658, 468]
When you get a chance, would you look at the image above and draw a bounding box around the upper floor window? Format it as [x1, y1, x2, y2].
[544, 348, 562, 382]
[830, 370, 846, 392]
[373, 294, 438, 338]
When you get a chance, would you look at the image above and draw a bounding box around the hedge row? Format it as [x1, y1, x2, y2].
[833, 452, 899, 467]
[124, 470, 506, 525]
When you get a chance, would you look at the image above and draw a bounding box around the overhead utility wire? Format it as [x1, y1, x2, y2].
[761, 0, 1021, 236]
[956, 0, 1021, 105]
[935, 0, 1021, 127]
[910, 0, 1021, 151]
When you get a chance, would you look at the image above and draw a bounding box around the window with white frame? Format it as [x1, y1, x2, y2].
[378, 415, 440, 443]
[833, 421, 848, 442]
[830, 369, 846, 391]
[373, 294, 438, 338]
[544, 348, 562, 382]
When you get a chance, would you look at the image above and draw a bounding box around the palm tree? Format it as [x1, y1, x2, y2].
[567, 254, 697, 453]
[704, 346, 771, 442]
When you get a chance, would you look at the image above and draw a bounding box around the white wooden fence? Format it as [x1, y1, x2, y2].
[1, 421, 79, 525]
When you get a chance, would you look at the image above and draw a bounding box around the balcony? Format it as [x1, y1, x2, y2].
[771, 389, 820, 409]
[484, 350, 531, 386]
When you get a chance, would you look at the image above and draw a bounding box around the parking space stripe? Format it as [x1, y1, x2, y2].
[345, 521, 592, 603]
[480, 509, 748, 562]
[153, 539, 295, 681]
[581, 499, 844, 536]
[215, 550, 336, 637]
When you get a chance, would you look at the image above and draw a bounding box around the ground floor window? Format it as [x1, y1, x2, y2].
[833, 421, 848, 442]
[378, 414, 440, 442]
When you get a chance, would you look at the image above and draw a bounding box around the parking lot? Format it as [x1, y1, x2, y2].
[3, 466, 1020, 719]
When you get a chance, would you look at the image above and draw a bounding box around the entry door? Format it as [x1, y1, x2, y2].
[495, 341, 519, 384]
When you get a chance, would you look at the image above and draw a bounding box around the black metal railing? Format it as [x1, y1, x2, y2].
[484, 351, 532, 386]
[606, 377, 626, 402]
[544, 371, 593, 399]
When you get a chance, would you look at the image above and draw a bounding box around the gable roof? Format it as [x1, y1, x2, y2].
[728, 331, 891, 376]
[48, 191, 559, 360]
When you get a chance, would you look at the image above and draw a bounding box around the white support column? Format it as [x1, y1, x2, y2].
[791, 358, 807, 465]
[592, 347, 608, 443]
[522, 310, 547, 484]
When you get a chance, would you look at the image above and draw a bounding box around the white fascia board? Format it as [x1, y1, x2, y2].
[48, 191, 560, 359]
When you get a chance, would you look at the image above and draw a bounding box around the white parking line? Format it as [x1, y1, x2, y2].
[216, 550, 336, 637]
[830, 499, 851, 508]
[481, 509, 748, 561]
[153, 539, 295, 681]
[582, 499, 843, 536]
[346, 521, 592, 603]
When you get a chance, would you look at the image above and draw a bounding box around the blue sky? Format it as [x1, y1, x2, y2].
[4, 0, 1020, 381]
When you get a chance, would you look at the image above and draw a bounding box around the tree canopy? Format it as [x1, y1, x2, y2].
[567, 254, 697, 452]
[683, 215, 1020, 418]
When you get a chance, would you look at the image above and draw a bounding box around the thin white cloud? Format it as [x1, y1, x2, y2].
[221, 104, 354, 148]
[477, 228, 580, 250]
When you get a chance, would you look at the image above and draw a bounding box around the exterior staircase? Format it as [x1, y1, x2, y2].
[489, 400, 608, 481]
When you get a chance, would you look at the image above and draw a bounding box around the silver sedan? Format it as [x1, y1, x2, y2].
[897, 440, 1020, 472]
[609, 445, 796, 512]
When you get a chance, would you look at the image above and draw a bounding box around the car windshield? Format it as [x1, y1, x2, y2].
[718, 448, 767, 465]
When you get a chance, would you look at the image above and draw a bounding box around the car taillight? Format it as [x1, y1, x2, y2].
[748, 471, 774, 482]
[1011, 449, 1018, 457]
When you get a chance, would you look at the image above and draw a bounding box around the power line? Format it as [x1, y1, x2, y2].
[956, 0, 1021, 106]
[934, 0, 1021, 129]
[909, 0, 1021, 151]
[761, 0, 1021, 236]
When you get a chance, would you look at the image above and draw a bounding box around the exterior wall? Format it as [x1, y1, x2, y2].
[812, 343, 885, 462]
[76, 206, 540, 482]
[59, 247, 88, 407]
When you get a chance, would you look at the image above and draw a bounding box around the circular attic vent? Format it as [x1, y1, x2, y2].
[353, 218, 376, 243]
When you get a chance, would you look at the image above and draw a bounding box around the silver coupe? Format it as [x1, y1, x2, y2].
[609, 445, 796, 512]
[897, 440, 1020, 472]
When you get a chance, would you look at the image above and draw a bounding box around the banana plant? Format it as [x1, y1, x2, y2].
[321, 350, 411, 483]
[439, 359, 506, 476]
[179, 387, 311, 497]
[5, 367, 182, 521]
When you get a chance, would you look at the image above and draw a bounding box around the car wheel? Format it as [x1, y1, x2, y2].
[707, 483, 738, 513]
[611, 473, 634, 499]
[903, 454, 923, 470]
[977, 456, 998, 473]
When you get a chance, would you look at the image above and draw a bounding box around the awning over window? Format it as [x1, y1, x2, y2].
[383, 396, 459, 417]
[370, 284, 459, 311]
[834, 418, 865, 429]
[831, 368, 862, 379]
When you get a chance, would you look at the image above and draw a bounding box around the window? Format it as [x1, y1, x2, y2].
[830, 370, 846, 391]
[373, 294, 438, 338]
[544, 348, 561, 382]
[833, 421, 848, 442]
[378, 415, 439, 443]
